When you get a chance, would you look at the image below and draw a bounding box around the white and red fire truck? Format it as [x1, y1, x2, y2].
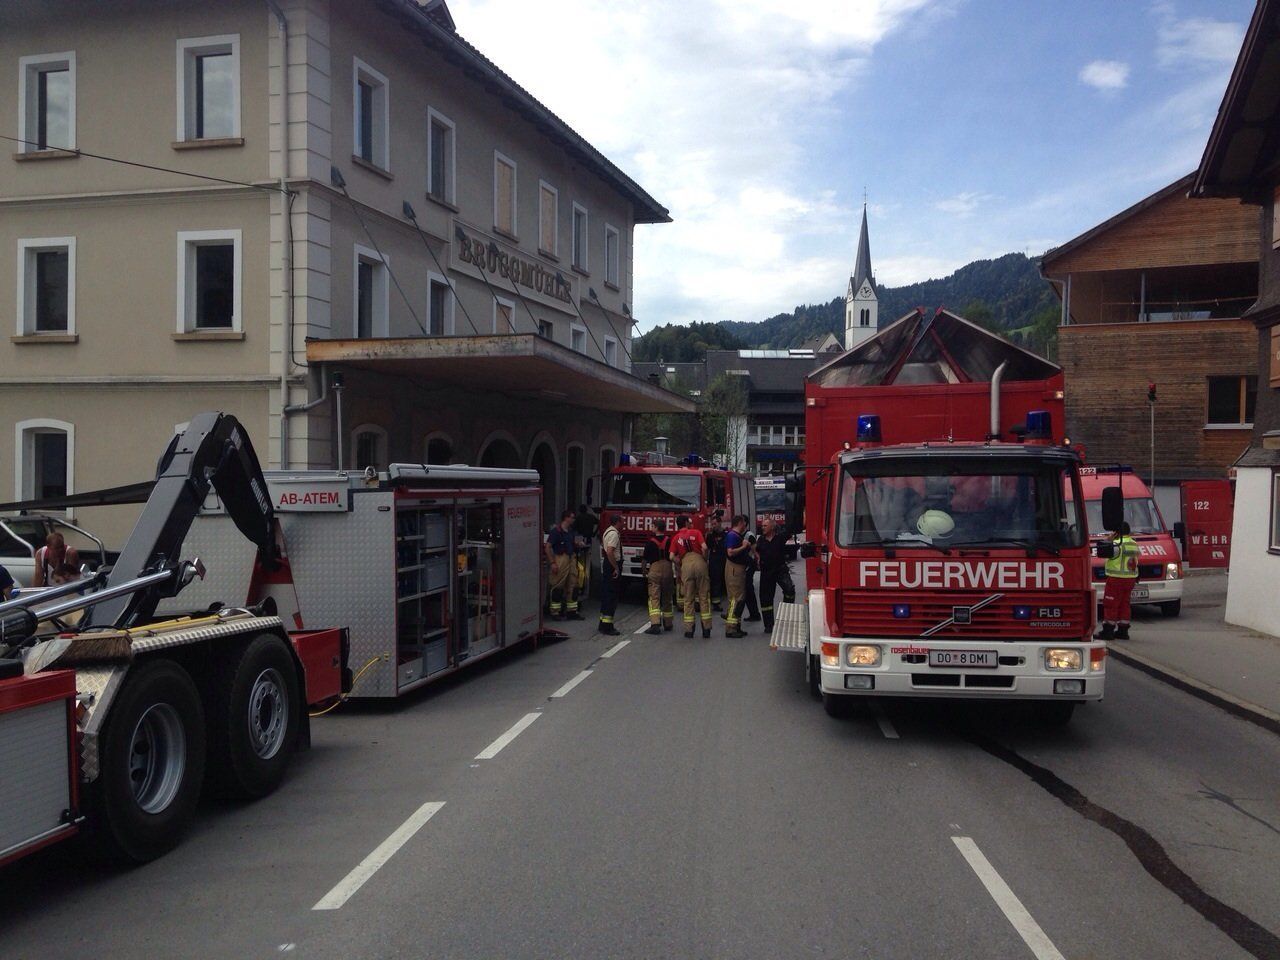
[598, 454, 755, 580]
[776, 310, 1104, 725]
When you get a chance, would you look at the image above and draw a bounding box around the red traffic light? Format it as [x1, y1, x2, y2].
[1147, 382, 1157, 403]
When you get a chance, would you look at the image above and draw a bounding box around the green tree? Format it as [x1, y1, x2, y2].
[962, 298, 999, 332]
[632, 373, 699, 456]
[699, 374, 749, 470]
[1025, 302, 1060, 361]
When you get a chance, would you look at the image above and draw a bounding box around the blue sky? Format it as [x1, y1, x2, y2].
[450, 0, 1252, 331]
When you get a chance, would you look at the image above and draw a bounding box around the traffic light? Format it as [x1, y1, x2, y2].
[1148, 381, 1157, 403]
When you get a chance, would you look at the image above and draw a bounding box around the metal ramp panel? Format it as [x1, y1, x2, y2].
[770, 601, 808, 652]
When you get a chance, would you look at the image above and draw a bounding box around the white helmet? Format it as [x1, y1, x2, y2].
[916, 509, 956, 539]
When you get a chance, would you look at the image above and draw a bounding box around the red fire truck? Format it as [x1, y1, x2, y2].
[597, 454, 755, 580]
[777, 310, 1104, 725]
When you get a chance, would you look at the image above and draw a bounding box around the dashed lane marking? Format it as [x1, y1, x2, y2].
[871, 702, 900, 739]
[313, 802, 446, 910]
[603, 639, 631, 657]
[475, 712, 541, 760]
[951, 836, 1065, 960]
[550, 670, 593, 699]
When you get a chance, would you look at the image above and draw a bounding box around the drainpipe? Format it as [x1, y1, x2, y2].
[266, 0, 295, 468]
[989, 361, 1007, 440]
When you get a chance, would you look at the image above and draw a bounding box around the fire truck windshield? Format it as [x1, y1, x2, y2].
[836, 457, 1084, 549]
[756, 488, 786, 512]
[1076, 497, 1165, 536]
[607, 473, 700, 509]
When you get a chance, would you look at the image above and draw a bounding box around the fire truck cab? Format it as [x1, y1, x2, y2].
[599, 454, 754, 579]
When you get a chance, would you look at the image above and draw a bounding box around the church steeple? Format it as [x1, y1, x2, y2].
[844, 201, 879, 350]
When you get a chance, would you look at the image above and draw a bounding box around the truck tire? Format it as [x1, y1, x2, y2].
[1161, 600, 1181, 618]
[95, 658, 206, 862]
[206, 633, 301, 799]
[805, 653, 821, 700]
[1033, 701, 1075, 726]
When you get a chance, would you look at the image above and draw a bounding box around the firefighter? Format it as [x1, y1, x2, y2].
[642, 520, 675, 634]
[1097, 521, 1140, 641]
[598, 514, 623, 636]
[723, 515, 753, 638]
[670, 516, 712, 638]
[544, 510, 582, 620]
[707, 514, 727, 611]
[756, 516, 795, 634]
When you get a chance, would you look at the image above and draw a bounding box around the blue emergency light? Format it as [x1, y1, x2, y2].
[619, 453, 632, 466]
[1026, 410, 1052, 440]
[892, 603, 911, 619]
[856, 414, 882, 443]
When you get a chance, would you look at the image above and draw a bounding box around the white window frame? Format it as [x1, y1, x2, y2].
[571, 202, 589, 272]
[538, 180, 559, 257]
[175, 35, 241, 141]
[537, 318, 553, 340]
[603, 335, 619, 367]
[565, 442, 586, 509]
[353, 244, 390, 338]
[426, 107, 456, 204]
[427, 270, 455, 336]
[16, 236, 76, 336]
[604, 223, 620, 288]
[352, 57, 390, 171]
[18, 52, 76, 152]
[14, 418, 74, 507]
[350, 423, 388, 470]
[570, 323, 588, 354]
[493, 150, 518, 237]
[493, 295, 516, 334]
[1271, 470, 1280, 553]
[176, 229, 242, 333]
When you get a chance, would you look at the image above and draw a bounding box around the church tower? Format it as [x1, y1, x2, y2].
[844, 202, 879, 351]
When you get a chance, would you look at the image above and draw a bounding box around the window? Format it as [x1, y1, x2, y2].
[1206, 375, 1257, 427]
[17, 237, 75, 336]
[427, 108, 455, 204]
[1271, 472, 1280, 553]
[570, 323, 587, 354]
[572, 203, 588, 271]
[599, 447, 617, 478]
[15, 419, 73, 503]
[353, 58, 389, 169]
[177, 36, 239, 141]
[860, 308, 870, 327]
[539, 182, 559, 255]
[353, 245, 388, 338]
[604, 336, 619, 367]
[351, 425, 387, 470]
[604, 224, 620, 287]
[494, 152, 517, 235]
[425, 434, 453, 465]
[566, 445, 585, 509]
[537, 318, 553, 339]
[19, 52, 75, 152]
[494, 296, 515, 334]
[428, 272, 453, 336]
[177, 230, 241, 332]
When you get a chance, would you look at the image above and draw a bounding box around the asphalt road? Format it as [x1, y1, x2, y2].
[3, 576, 1279, 960]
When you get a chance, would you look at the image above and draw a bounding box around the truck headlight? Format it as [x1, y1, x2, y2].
[1166, 563, 1182, 580]
[1045, 648, 1082, 671]
[846, 644, 882, 667]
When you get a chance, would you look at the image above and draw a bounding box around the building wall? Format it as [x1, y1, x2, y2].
[1224, 467, 1279, 636]
[1058, 319, 1256, 480]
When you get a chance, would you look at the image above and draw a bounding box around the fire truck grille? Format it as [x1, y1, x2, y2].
[839, 591, 1086, 639]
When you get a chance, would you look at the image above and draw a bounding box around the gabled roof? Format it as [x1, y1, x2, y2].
[851, 204, 877, 297]
[809, 308, 1060, 388]
[378, 0, 671, 224]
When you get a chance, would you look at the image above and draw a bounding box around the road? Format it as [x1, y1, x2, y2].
[3, 575, 1279, 960]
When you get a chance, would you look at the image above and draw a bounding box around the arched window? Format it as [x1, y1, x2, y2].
[860, 308, 870, 327]
[565, 443, 585, 510]
[15, 418, 74, 503]
[424, 433, 453, 465]
[478, 432, 521, 469]
[350, 424, 387, 470]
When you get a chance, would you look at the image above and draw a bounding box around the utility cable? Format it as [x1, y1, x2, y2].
[454, 227, 543, 336]
[585, 287, 636, 365]
[401, 202, 482, 336]
[331, 166, 427, 337]
[553, 271, 616, 364]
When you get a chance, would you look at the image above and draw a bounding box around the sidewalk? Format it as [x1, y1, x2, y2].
[1111, 571, 1280, 729]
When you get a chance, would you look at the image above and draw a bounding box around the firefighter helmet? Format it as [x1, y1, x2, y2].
[916, 509, 956, 539]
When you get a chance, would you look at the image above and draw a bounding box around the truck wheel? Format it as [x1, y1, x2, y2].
[822, 692, 858, 718]
[95, 659, 206, 862]
[1033, 701, 1075, 726]
[206, 634, 301, 799]
[805, 654, 821, 700]
[1161, 600, 1181, 618]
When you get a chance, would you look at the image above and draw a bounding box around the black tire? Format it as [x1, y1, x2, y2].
[94, 658, 206, 863]
[1161, 600, 1181, 618]
[822, 692, 858, 718]
[206, 633, 301, 800]
[805, 653, 821, 700]
[1033, 701, 1075, 726]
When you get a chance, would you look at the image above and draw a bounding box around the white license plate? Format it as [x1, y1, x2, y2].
[1131, 586, 1150, 600]
[928, 649, 998, 668]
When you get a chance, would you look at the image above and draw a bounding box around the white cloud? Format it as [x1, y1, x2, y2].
[935, 191, 996, 217]
[1079, 60, 1130, 91]
[448, 0, 940, 329]
[1153, 3, 1245, 68]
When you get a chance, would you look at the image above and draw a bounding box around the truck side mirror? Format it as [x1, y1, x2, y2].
[1095, 542, 1115, 559]
[784, 471, 804, 493]
[799, 542, 817, 559]
[1101, 486, 1124, 533]
[784, 490, 804, 538]
[1172, 521, 1186, 549]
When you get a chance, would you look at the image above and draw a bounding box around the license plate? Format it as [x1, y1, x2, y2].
[1132, 586, 1150, 600]
[928, 649, 998, 668]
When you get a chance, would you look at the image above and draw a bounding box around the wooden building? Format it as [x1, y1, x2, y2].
[1041, 174, 1260, 493]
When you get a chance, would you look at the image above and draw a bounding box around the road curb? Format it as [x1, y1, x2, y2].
[1109, 645, 1280, 736]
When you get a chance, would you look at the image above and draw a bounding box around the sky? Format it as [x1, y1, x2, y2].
[449, 0, 1254, 332]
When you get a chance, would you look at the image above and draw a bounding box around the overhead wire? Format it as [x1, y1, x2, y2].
[585, 287, 636, 365]
[401, 203, 482, 336]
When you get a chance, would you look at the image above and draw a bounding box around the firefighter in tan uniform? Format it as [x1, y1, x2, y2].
[544, 510, 582, 620]
[670, 517, 712, 638]
[642, 521, 675, 634]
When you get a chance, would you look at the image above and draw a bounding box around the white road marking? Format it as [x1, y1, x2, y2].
[633, 622, 653, 634]
[871, 702, 899, 739]
[603, 639, 631, 657]
[312, 802, 445, 910]
[475, 712, 541, 760]
[951, 837, 1066, 960]
[550, 670, 593, 699]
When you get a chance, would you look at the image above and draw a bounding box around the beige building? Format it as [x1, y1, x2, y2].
[0, 0, 689, 544]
